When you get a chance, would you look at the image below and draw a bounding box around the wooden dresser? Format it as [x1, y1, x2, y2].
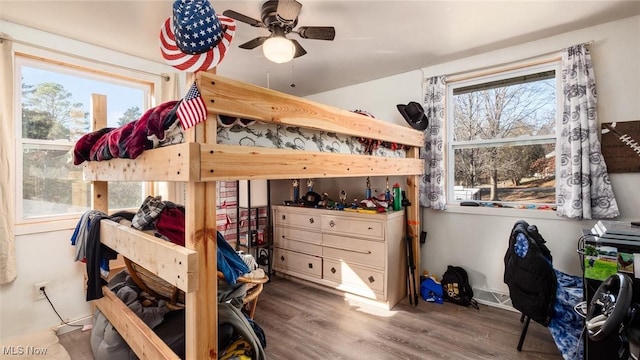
[272, 205, 406, 309]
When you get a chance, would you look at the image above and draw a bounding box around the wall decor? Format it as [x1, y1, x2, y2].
[601, 120, 640, 173]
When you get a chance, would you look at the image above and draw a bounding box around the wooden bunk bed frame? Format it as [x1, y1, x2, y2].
[83, 71, 425, 359]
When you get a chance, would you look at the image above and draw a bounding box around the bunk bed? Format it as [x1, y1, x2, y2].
[80, 71, 425, 359]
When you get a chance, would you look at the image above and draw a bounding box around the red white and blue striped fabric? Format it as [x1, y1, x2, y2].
[177, 82, 207, 129]
[159, 13, 235, 72]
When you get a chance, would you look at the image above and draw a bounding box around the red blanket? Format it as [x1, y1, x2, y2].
[73, 101, 180, 165]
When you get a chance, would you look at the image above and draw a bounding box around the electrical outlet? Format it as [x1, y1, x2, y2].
[33, 281, 48, 301]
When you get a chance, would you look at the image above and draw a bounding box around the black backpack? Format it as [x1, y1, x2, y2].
[441, 265, 479, 309]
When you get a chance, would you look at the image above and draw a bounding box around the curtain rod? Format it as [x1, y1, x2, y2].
[442, 40, 594, 84]
[0, 35, 171, 81]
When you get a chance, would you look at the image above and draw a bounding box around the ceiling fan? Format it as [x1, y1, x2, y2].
[222, 0, 336, 63]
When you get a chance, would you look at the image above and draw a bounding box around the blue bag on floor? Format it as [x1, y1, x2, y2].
[420, 277, 443, 304]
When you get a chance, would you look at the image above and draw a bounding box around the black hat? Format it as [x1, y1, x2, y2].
[397, 102, 429, 131]
[303, 191, 321, 207]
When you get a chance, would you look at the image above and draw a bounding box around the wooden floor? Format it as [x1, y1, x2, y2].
[60, 276, 563, 359]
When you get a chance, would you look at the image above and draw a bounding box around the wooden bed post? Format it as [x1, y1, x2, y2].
[406, 147, 421, 277]
[184, 70, 219, 359]
[184, 180, 218, 359]
[90, 94, 108, 213]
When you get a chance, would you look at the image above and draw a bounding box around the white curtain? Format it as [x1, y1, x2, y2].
[0, 35, 17, 284]
[556, 43, 619, 219]
[420, 75, 446, 210]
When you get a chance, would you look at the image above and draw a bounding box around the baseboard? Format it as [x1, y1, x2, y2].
[472, 287, 518, 312]
[55, 315, 93, 336]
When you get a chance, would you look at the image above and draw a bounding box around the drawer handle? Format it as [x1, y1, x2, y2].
[331, 267, 336, 274]
[368, 227, 373, 230]
[282, 236, 319, 246]
[368, 276, 375, 283]
[282, 215, 286, 220]
[309, 217, 315, 224]
[308, 263, 313, 269]
[322, 244, 372, 255]
[329, 220, 335, 227]
[280, 255, 285, 261]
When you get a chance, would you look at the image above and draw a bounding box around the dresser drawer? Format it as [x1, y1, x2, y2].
[275, 226, 322, 245]
[323, 258, 384, 295]
[321, 215, 384, 240]
[322, 234, 385, 268]
[273, 248, 322, 279]
[275, 209, 322, 230]
[274, 227, 322, 256]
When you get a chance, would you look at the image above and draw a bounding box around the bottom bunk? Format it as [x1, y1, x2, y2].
[91, 268, 267, 360]
[73, 207, 268, 360]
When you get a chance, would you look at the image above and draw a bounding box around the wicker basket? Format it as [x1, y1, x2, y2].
[123, 257, 269, 318]
[124, 258, 186, 308]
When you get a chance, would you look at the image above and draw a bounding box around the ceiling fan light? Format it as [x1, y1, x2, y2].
[263, 37, 295, 64]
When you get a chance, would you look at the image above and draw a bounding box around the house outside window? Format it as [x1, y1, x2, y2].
[446, 63, 560, 206]
[15, 55, 152, 221]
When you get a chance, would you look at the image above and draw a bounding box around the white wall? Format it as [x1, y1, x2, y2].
[307, 15, 640, 295]
[0, 230, 90, 339]
[308, 70, 424, 127]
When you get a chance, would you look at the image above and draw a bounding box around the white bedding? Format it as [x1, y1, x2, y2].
[216, 121, 407, 158]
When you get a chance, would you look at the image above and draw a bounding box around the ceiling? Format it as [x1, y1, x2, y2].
[1, 1, 639, 96]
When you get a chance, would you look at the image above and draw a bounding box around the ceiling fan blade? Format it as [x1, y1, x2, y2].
[291, 39, 307, 58]
[296, 26, 336, 41]
[276, 0, 302, 23]
[222, 9, 265, 27]
[239, 37, 269, 50]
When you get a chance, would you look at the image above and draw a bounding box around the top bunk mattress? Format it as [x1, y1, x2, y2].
[73, 101, 407, 165]
[216, 115, 407, 158]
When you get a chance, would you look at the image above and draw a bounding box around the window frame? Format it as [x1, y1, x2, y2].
[14, 52, 157, 227]
[445, 61, 562, 207]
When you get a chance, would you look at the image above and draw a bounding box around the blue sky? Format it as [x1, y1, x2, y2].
[21, 66, 147, 128]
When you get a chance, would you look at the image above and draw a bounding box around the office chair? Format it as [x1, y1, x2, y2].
[504, 220, 584, 358]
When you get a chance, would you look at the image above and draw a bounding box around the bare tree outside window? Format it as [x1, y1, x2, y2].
[449, 67, 558, 205]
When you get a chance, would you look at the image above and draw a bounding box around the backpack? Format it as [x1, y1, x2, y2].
[441, 265, 479, 309]
[218, 302, 266, 360]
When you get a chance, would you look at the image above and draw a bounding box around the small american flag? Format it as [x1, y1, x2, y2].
[177, 82, 207, 129]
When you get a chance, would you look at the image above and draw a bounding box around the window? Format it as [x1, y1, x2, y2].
[15, 55, 152, 221]
[447, 63, 560, 206]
